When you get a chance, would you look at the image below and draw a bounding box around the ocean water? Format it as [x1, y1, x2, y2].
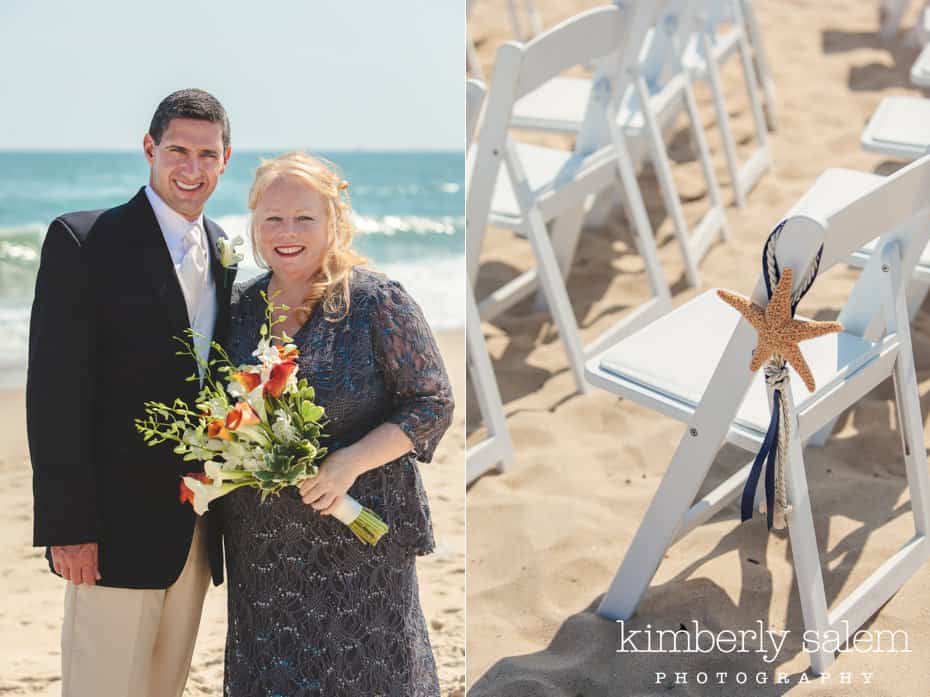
[0, 150, 464, 385]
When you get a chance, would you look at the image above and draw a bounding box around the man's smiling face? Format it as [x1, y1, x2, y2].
[143, 117, 230, 221]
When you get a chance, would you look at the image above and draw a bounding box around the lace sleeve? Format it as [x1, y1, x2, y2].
[370, 278, 454, 463]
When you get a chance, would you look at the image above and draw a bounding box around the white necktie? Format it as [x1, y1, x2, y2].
[178, 224, 207, 324]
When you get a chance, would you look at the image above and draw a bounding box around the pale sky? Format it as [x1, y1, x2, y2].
[0, 1, 463, 151]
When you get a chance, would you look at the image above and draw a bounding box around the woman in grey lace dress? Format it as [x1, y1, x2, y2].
[218, 152, 453, 696]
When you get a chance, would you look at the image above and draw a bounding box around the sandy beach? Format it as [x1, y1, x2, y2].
[0, 330, 465, 697]
[468, 1, 930, 695]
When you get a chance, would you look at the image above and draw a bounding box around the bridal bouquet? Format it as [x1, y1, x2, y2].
[134, 291, 388, 545]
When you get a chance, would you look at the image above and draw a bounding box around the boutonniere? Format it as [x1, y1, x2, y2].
[216, 235, 244, 290]
[216, 235, 245, 269]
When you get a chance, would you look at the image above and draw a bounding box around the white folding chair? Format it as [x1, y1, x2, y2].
[510, 1, 729, 289]
[512, 0, 772, 210]
[685, 0, 773, 206]
[802, 102, 930, 447]
[585, 154, 930, 674]
[467, 79, 515, 484]
[469, 5, 674, 395]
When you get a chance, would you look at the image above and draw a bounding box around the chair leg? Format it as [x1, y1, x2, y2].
[701, 32, 746, 208]
[781, 414, 835, 674]
[634, 76, 702, 288]
[532, 201, 590, 312]
[607, 118, 673, 309]
[597, 426, 721, 620]
[740, 0, 778, 131]
[523, 206, 590, 394]
[682, 77, 731, 245]
[735, 15, 772, 160]
[466, 186, 488, 288]
[466, 290, 514, 482]
[905, 277, 930, 320]
[887, 248, 930, 534]
[597, 319, 760, 620]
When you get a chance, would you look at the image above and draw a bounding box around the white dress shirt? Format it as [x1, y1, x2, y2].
[144, 185, 218, 383]
[145, 184, 208, 266]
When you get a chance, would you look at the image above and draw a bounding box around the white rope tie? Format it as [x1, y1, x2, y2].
[753, 221, 821, 530]
[761, 361, 793, 529]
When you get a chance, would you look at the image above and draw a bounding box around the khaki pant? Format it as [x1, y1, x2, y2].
[61, 519, 211, 697]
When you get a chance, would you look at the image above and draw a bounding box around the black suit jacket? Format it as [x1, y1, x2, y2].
[27, 187, 235, 589]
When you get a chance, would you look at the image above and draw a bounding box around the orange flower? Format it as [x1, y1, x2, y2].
[207, 418, 232, 441]
[225, 401, 261, 431]
[276, 345, 300, 361]
[264, 361, 297, 399]
[179, 472, 213, 505]
[232, 370, 261, 392]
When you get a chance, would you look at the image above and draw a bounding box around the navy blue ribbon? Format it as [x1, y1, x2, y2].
[741, 389, 780, 528]
[740, 221, 824, 530]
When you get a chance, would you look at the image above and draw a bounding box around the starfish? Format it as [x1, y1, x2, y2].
[716, 268, 843, 392]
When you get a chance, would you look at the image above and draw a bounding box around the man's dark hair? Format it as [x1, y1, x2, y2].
[148, 88, 231, 149]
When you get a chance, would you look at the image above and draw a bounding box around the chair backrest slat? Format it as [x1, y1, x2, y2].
[574, 2, 671, 154]
[639, 0, 690, 86]
[822, 156, 930, 271]
[513, 6, 625, 99]
[753, 155, 930, 341]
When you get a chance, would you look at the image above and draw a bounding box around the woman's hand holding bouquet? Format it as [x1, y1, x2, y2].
[135, 291, 388, 546]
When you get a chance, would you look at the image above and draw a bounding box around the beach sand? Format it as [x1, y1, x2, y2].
[0, 330, 465, 697]
[468, 1, 930, 695]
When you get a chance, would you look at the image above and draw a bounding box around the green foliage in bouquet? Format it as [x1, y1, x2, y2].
[134, 292, 329, 500]
[133, 292, 388, 546]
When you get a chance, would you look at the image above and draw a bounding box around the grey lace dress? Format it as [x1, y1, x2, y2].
[218, 268, 454, 697]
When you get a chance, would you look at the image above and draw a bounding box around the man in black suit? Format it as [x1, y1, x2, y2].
[27, 88, 236, 697]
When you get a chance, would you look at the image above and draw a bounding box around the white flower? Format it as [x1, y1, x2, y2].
[216, 235, 245, 269]
[205, 397, 230, 420]
[227, 380, 248, 400]
[181, 475, 226, 515]
[205, 460, 252, 483]
[244, 383, 268, 422]
[272, 412, 297, 442]
[182, 428, 205, 448]
[252, 338, 280, 371]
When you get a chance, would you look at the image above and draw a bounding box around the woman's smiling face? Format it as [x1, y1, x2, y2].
[254, 174, 330, 279]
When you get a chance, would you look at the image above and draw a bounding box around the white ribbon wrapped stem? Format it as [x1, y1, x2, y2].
[329, 495, 363, 525]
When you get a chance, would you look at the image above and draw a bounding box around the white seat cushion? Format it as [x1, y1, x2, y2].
[511, 77, 592, 132]
[510, 74, 682, 135]
[861, 96, 930, 161]
[597, 290, 878, 434]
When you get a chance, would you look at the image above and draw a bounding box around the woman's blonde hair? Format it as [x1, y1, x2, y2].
[248, 151, 367, 322]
